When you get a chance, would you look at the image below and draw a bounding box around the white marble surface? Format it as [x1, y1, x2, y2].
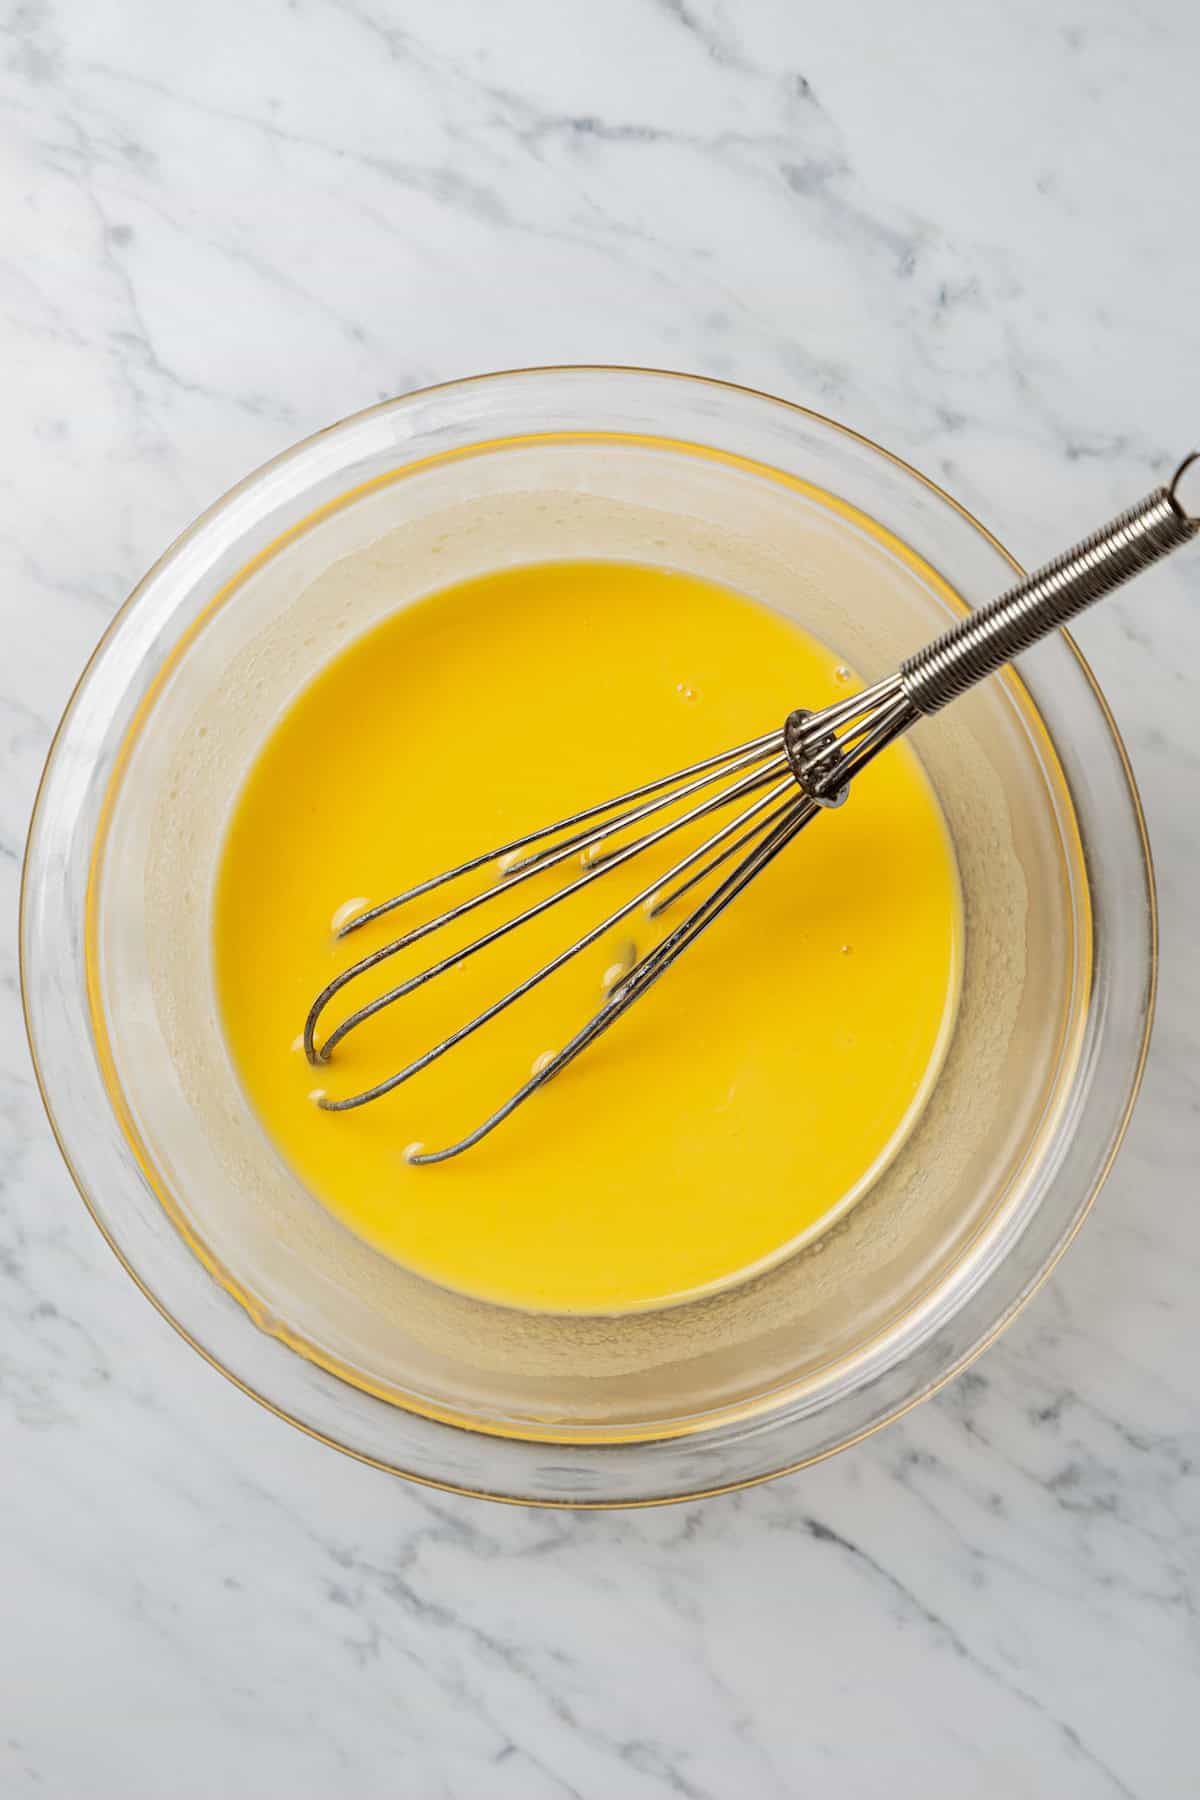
[2, 1, 1199, 1793]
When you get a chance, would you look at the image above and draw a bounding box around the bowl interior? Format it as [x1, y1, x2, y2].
[24, 370, 1151, 1503]
[93, 431, 1085, 1437]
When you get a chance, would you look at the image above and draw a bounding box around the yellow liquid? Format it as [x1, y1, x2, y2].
[214, 562, 960, 1313]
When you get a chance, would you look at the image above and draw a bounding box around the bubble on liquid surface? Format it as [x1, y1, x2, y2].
[834, 665, 852, 684]
[331, 896, 369, 934]
[675, 681, 699, 701]
[601, 940, 638, 991]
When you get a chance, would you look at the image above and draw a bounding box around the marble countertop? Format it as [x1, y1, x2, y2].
[3, 2, 1198, 1793]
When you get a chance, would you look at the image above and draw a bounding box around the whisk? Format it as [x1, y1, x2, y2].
[305, 456, 1198, 1162]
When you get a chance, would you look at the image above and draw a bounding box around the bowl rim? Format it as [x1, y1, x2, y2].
[19, 364, 1157, 1507]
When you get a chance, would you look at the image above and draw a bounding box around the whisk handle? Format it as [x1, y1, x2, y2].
[900, 458, 1199, 716]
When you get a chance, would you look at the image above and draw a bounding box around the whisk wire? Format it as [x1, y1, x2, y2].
[646, 792, 811, 918]
[405, 793, 818, 1164]
[333, 730, 783, 938]
[304, 735, 786, 1060]
[305, 463, 1197, 1161]
[314, 767, 799, 1110]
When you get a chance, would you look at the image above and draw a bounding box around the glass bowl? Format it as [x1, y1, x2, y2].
[20, 368, 1154, 1506]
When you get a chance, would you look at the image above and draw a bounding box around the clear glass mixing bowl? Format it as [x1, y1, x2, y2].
[20, 368, 1154, 1506]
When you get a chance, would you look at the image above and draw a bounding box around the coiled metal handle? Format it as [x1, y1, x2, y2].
[900, 457, 1199, 716]
[786, 453, 1198, 808]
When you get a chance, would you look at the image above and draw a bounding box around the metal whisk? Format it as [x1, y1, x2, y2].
[305, 456, 1198, 1162]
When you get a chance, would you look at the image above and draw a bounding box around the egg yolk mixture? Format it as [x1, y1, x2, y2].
[214, 561, 960, 1313]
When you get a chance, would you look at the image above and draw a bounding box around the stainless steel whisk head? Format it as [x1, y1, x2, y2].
[305, 457, 1198, 1162]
